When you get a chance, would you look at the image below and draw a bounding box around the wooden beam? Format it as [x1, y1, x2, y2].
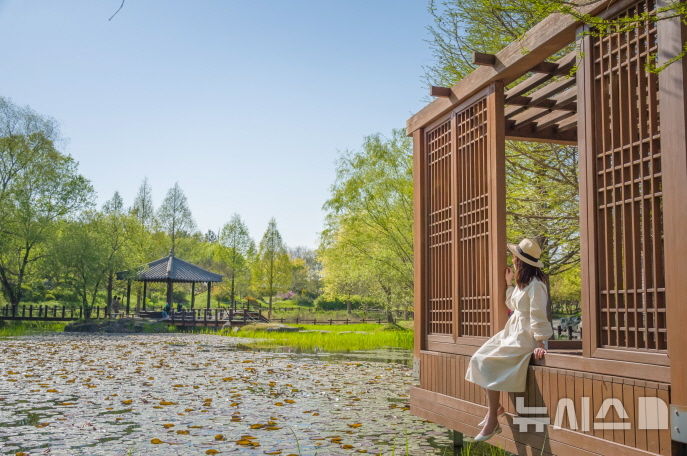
[506, 94, 576, 111]
[406, 0, 629, 134]
[504, 50, 576, 100]
[530, 60, 561, 74]
[505, 84, 577, 119]
[473, 52, 496, 66]
[534, 109, 576, 130]
[506, 124, 577, 145]
[430, 86, 452, 98]
[556, 114, 577, 132]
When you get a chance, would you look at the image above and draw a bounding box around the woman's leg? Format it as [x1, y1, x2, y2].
[479, 388, 501, 435]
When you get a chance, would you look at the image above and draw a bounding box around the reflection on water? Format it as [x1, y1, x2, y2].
[0, 334, 456, 455]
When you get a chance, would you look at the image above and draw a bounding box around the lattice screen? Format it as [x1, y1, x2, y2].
[590, 0, 666, 351]
[456, 99, 492, 337]
[426, 119, 454, 335]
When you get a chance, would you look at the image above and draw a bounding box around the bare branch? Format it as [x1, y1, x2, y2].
[108, 0, 126, 21]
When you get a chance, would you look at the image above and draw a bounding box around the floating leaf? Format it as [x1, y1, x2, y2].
[150, 438, 163, 444]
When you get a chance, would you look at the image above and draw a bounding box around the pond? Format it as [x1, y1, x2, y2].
[0, 333, 457, 455]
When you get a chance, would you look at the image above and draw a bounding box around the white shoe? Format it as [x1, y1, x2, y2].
[469, 424, 501, 443]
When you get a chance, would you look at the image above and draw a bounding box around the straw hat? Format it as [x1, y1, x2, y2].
[507, 238, 544, 268]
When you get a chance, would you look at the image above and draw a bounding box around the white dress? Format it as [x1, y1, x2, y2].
[465, 278, 553, 392]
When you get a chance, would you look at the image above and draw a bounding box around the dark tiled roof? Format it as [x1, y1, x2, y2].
[118, 254, 222, 283]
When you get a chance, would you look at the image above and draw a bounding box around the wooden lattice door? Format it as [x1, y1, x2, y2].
[421, 84, 506, 352]
[579, 0, 669, 365]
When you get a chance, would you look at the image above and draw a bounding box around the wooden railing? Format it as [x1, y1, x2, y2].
[0, 304, 133, 321]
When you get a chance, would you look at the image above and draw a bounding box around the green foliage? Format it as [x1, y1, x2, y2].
[252, 218, 291, 317]
[314, 294, 381, 311]
[505, 141, 579, 275]
[319, 129, 413, 316]
[156, 182, 195, 252]
[0, 96, 93, 308]
[219, 213, 255, 305]
[130, 177, 155, 229]
[0, 321, 67, 337]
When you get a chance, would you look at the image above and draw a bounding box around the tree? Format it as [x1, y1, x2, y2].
[219, 214, 255, 310]
[0, 97, 92, 311]
[102, 192, 142, 312]
[253, 218, 290, 318]
[319, 129, 413, 319]
[131, 177, 154, 228]
[52, 213, 111, 317]
[157, 182, 195, 252]
[288, 246, 322, 297]
[426, 0, 686, 87]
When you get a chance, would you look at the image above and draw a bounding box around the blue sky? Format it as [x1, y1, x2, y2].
[0, 1, 433, 248]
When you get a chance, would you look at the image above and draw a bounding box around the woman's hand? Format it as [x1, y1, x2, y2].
[505, 266, 514, 286]
[533, 341, 546, 360]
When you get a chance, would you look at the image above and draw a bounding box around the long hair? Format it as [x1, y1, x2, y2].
[514, 257, 547, 289]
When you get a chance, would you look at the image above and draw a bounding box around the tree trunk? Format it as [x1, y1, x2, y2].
[268, 294, 273, 320]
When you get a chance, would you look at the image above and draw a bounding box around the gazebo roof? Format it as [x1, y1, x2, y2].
[118, 253, 223, 283]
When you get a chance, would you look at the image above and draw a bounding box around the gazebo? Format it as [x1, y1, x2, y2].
[117, 252, 222, 312]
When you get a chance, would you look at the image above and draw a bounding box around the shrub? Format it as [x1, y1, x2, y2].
[313, 295, 381, 311]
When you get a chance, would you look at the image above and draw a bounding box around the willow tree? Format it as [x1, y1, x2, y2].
[319, 129, 413, 319]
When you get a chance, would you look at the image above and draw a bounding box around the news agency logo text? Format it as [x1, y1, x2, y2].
[512, 396, 669, 432]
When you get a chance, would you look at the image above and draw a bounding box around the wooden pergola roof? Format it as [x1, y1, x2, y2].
[407, 0, 639, 145]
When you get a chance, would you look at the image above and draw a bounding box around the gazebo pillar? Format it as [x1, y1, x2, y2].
[166, 280, 173, 307]
[142, 282, 147, 311]
[206, 281, 212, 310]
[191, 282, 195, 309]
[126, 279, 131, 314]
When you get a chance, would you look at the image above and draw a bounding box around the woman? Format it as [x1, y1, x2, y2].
[464, 238, 553, 442]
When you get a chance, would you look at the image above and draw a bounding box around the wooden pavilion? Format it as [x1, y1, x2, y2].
[408, 0, 686, 455]
[117, 252, 222, 312]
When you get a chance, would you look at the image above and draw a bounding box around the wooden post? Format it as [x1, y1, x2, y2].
[487, 81, 508, 334]
[126, 280, 131, 315]
[206, 282, 211, 310]
[657, 1, 687, 410]
[412, 127, 426, 356]
[166, 280, 173, 307]
[143, 282, 147, 311]
[191, 282, 195, 309]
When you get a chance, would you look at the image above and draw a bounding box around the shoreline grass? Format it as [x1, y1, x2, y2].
[0, 321, 68, 337]
[200, 322, 414, 352]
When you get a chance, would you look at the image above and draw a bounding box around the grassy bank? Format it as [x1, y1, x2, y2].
[207, 322, 414, 352]
[0, 321, 68, 337]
